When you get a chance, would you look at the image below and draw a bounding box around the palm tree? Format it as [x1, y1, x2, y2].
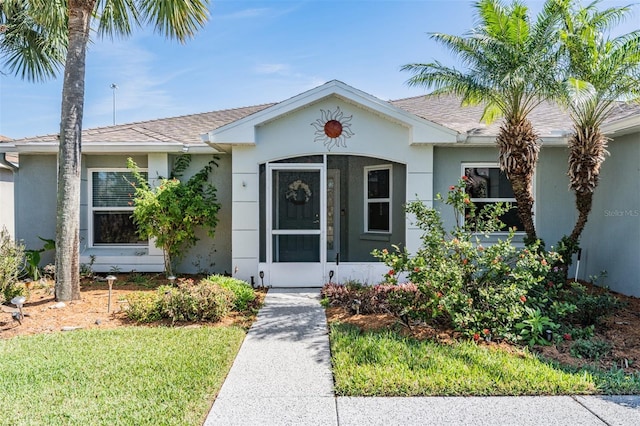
[24, 0, 210, 301]
[556, 0, 640, 245]
[402, 0, 564, 243]
[0, 0, 66, 81]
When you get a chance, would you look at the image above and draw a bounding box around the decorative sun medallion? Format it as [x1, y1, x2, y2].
[311, 107, 354, 151]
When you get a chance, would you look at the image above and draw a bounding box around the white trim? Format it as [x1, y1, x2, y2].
[87, 167, 149, 249]
[206, 80, 459, 145]
[266, 162, 326, 286]
[364, 164, 393, 234]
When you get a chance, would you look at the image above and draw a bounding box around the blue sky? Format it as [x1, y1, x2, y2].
[0, 0, 637, 139]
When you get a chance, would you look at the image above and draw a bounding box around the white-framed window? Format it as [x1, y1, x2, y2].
[462, 163, 525, 232]
[364, 165, 392, 233]
[88, 168, 148, 247]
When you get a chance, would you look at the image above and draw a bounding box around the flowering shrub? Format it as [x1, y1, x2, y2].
[373, 178, 564, 342]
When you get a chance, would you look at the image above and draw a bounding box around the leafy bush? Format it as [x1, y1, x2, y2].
[160, 280, 234, 322]
[128, 155, 221, 276]
[372, 180, 561, 342]
[205, 275, 256, 311]
[568, 282, 625, 326]
[0, 227, 25, 303]
[126, 277, 240, 323]
[570, 339, 612, 360]
[125, 291, 163, 322]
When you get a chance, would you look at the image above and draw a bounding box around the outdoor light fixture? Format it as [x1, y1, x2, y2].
[168, 276, 176, 285]
[11, 295, 26, 321]
[259, 271, 264, 288]
[328, 270, 334, 283]
[106, 275, 116, 313]
[182, 143, 190, 153]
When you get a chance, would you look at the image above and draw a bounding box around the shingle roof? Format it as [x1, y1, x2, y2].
[3, 90, 639, 146]
[8, 103, 274, 145]
[390, 95, 573, 137]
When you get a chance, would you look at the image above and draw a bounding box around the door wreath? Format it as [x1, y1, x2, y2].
[285, 179, 312, 205]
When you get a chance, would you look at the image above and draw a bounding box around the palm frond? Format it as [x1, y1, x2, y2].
[138, 0, 210, 42]
[0, 0, 67, 81]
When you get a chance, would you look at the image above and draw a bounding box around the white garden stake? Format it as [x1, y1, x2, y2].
[106, 275, 116, 313]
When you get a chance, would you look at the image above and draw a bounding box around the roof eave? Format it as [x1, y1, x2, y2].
[6, 142, 221, 154]
[438, 134, 570, 147]
[602, 115, 640, 136]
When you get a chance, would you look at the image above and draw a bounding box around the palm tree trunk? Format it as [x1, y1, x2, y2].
[566, 127, 608, 245]
[55, 0, 95, 301]
[497, 117, 540, 243]
[570, 191, 593, 243]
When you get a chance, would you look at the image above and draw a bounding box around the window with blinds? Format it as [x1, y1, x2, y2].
[462, 164, 524, 232]
[90, 170, 148, 246]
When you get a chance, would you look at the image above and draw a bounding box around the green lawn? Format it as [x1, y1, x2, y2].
[330, 323, 640, 396]
[0, 326, 245, 425]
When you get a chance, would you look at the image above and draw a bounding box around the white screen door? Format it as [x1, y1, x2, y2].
[267, 163, 325, 286]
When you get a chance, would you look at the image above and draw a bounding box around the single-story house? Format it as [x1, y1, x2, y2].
[1, 81, 638, 294]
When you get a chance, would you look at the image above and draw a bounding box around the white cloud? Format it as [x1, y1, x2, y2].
[254, 63, 291, 75]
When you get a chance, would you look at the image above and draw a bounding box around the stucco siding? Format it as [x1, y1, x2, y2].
[15, 155, 57, 265]
[579, 132, 640, 296]
[174, 154, 233, 275]
[535, 147, 575, 249]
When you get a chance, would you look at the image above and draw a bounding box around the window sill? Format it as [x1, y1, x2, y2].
[360, 233, 391, 242]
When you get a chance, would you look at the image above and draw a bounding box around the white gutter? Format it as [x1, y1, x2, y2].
[8, 142, 221, 154]
[0, 153, 18, 171]
[602, 115, 640, 136]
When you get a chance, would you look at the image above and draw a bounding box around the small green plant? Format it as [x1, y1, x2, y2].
[23, 236, 55, 281]
[108, 265, 121, 275]
[206, 275, 256, 311]
[80, 255, 96, 279]
[516, 307, 559, 346]
[570, 339, 612, 360]
[127, 271, 152, 286]
[569, 280, 625, 326]
[0, 227, 25, 303]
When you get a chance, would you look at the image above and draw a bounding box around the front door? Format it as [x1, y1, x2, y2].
[267, 164, 325, 286]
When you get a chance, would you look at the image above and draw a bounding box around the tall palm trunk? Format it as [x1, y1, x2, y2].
[54, 0, 95, 301]
[567, 125, 608, 244]
[496, 117, 540, 243]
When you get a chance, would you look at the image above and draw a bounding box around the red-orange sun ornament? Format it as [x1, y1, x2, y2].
[311, 107, 354, 151]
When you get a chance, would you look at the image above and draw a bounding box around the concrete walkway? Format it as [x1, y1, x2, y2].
[205, 289, 640, 426]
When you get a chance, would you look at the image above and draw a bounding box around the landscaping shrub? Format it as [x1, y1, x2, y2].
[126, 277, 242, 323]
[321, 282, 435, 322]
[0, 227, 25, 303]
[568, 282, 625, 326]
[205, 275, 256, 311]
[570, 339, 612, 360]
[125, 291, 163, 322]
[160, 279, 234, 322]
[372, 179, 563, 342]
